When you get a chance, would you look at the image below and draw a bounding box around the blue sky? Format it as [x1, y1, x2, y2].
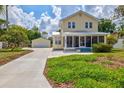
[2, 5, 117, 34]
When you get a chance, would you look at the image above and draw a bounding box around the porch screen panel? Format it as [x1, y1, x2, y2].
[99, 36, 104, 43]
[92, 36, 97, 44]
[80, 36, 85, 46]
[86, 36, 91, 47]
[67, 36, 72, 47]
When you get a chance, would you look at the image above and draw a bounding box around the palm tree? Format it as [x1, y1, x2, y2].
[0, 5, 4, 14]
[0, 5, 9, 30]
[5, 5, 8, 30]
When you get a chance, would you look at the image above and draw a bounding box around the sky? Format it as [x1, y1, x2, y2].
[0, 5, 118, 34]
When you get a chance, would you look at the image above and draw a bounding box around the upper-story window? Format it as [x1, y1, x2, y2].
[68, 22, 75, 29]
[72, 22, 75, 28]
[68, 22, 71, 28]
[85, 22, 88, 28]
[85, 22, 93, 29]
[89, 22, 92, 28]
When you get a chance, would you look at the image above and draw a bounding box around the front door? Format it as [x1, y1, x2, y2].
[74, 36, 79, 47]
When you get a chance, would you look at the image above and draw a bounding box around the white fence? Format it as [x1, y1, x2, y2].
[113, 39, 124, 49]
[0, 42, 2, 49]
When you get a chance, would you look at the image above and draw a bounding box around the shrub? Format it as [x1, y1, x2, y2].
[107, 35, 118, 45]
[92, 43, 112, 52]
[118, 31, 124, 38]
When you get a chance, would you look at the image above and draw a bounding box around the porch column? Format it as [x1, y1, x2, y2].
[72, 36, 74, 47]
[84, 36, 86, 47]
[97, 36, 99, 43]
[104, 35, 107, 44]
[91, 36, 92, 47]
[64, 36, 67, 48]
[79, 36, 80, 47]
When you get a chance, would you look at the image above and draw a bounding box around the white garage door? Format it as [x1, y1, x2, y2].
[32, 40, 50, 48]
[32, 43, 49, 48]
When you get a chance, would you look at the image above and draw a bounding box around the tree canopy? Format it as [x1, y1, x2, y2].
[98, 19, 116, 33]
[114, 5, 124, 18]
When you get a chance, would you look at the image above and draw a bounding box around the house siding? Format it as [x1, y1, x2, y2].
[61, 12, 98, 32]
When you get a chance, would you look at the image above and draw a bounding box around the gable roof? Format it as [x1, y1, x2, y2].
[32, 38, 50, 42]
[60, 10, 98, 21]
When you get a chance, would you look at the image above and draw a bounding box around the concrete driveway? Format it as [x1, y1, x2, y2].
[0, 48, 51, 88]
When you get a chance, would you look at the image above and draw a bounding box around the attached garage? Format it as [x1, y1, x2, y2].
[32, 38, 50, 48]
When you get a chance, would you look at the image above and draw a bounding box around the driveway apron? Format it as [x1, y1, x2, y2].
[0, 48, 51, 88]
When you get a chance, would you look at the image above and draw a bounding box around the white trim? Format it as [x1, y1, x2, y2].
[72, 36, 74, 47]
[79, 36, 80, 47]
[91, 36, 92, 47]
[64, 36, 67, 48]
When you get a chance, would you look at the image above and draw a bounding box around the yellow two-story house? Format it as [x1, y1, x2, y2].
[52, 10, 108, 51]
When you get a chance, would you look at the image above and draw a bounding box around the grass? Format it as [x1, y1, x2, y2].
[0, 48, 32, 65]
[45, 49, 124, 88]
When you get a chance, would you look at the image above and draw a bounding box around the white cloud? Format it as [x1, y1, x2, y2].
[86, 5, 117, 19]
[0, 5, 118, 35]
[52, 5, 61, 18]
[40, 5, 62, 34]
[8, 6, 39, 29]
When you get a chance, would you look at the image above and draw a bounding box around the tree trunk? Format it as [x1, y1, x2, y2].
[6, 5, 8, 31]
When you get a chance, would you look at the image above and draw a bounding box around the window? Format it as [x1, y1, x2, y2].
[89, 22, 92, 28]
[85, 22, 93, 29]
[85, 22, 88, 28]
[99, 36, 104, 43]
[86, 36, 91, 47]
[80, 36, 85, 46]
[55, 37, 61, 45]
[92, 36, 97, 44]
[68, 22, 71, 28]
[68, 22, 76, 29]
[72, 22, 75, 28]
[67, 36, 72, 47]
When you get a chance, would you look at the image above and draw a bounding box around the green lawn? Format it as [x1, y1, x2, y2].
[45, 49, 124, 88]
[0, 49, 32, 65]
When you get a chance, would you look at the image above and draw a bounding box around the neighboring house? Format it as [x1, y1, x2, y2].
[52, 10, 109, 50]
[32, 38, 50, 48]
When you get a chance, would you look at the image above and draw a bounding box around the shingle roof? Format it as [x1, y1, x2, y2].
[60, 10, 98, 21]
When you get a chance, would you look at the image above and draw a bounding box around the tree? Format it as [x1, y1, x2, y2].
[5, 5, 9, 30]
[32, 26, 39, 31]
[0, 5, 4, 15]
[56, 29, 61, 32]
[107, 35, 118, 45]
[0, 19, 6, 29]
[42, 31, 48, 35]
[0, 5, 9, 30]
[42, 31, 48, 38]
[118, 31, 124, 38]
[0, 25, 29, 50]
[114, 5, 124, 18]
[98, 19, 116, 33]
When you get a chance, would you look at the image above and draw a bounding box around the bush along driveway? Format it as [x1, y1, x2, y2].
[0, 48, 51, 88]
[45, 49, 124, 88]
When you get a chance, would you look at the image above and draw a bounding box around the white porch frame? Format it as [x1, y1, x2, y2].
[64, 35, 106, 49]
